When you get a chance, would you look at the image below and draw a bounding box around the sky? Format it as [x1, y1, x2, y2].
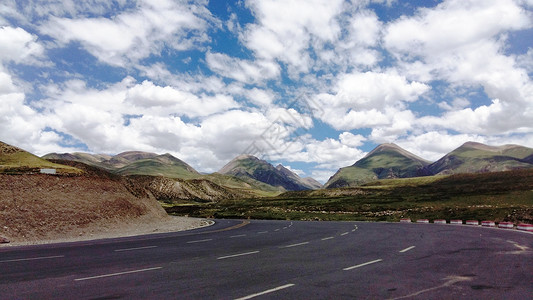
[0, 0, 532, 183]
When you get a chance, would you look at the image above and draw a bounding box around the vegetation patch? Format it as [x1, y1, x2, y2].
[165, 169, 533, 224]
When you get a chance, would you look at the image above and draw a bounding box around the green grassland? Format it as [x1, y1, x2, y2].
[165, 169, 533, 223]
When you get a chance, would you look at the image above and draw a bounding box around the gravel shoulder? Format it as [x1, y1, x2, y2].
[1, 215, 212, 246]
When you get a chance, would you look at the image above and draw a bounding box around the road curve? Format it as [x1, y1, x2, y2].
[0, 220, 531, 299]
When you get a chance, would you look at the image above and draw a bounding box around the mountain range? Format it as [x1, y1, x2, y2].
[42, 149, 320, 193]
[4, 140, 533, 192]
[325, 141, 533, 188]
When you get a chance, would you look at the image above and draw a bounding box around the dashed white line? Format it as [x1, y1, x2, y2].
[257, 231, 268, 234]
[74, 267, 162, 281]
[343, 259, 383, 271]
[280, 242, 309, 248]
[114, 246, 158, 252]
[0, 255, 65, 263]
[321, 236, 335, 241]
[399, 246, 416, 253]
[230, 234, 247, 238]
[340, 232, 349, 236]
[235, 283, 295, 300]
[217, 251, 260, 260]
[274, 229, 280, 232]
[186, 239, 213, 244]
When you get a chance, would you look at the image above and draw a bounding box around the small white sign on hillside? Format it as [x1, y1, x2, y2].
[40, 168, 56, 174]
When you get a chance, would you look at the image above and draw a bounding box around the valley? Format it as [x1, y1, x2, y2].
[1, 139, 533, 245]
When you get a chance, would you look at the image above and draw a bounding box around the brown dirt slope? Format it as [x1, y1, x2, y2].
[0, 167, 171, 244]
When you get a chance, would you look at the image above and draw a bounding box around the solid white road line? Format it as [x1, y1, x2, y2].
[74, 267, 162, 281]
[186, 239, 213, 244]
[217, 251, 260, 260]
[399, 246, 416, 253]
[0, 255, 65, 263]
[114, 246, 158, 252]
[321, 236, 335, 241]
[279, 242, 309, 248]
[343, 259, 383, 271]
[230, 234, 247, 238]
[235, 283, 295, 300]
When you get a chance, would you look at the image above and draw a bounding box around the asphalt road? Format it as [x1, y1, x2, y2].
[0, 219, 531, 299]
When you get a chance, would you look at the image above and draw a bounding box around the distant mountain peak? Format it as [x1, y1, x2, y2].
[326, 143, 431, 188]
[357, 143, 430, 166]
[219, 155, 321, 191]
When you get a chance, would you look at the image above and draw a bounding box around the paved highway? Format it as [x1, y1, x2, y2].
[1, 220, 531, 299]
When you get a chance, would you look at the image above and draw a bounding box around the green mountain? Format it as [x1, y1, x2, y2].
[427, 142, 533, 175]
[218, 155, 320, 191]
[44, 151, 199, 179]
[325, 143, 431, 188]
[114, 153, 200, 178]
[1, 141, 82, 174]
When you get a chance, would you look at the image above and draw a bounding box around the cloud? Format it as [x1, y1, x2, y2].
[315, 71, 429, 130]
[0, 26, 44, 64]
[126, 80, 239, 118]
[205, 52, 280, 84]
[40, 0, 213, 66]
[384, 0, 531, 59]
[243, 0, 345, 75]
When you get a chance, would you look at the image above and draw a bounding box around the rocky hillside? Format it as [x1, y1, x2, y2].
[0, 169, 169, 244]
[126, 175, 255, 204]
[325, 143, 431, 188]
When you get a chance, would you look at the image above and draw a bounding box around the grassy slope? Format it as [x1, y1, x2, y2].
[1, 144, 82, 175]
[167, 169, 533, 223]
[429, 144, 533, 175]
[116, 159, 198, 179]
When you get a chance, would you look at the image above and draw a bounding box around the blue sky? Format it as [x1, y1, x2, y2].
[0, 0, 532, 182]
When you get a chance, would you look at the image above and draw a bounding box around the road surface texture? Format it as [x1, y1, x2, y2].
[1, 220, 531, 299]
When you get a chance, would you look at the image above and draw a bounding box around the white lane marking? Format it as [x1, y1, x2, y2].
[217, 251, 260, 260]
[340, 232, 349, 236]
[186, 239, 213, 244]
[283, 227, 287, 229]
[231, 234, 247, 238]
[399, 246, 416, 253]
[74, 267, 162, 281]
[257, 231, 268, 234]
[343, 259, 383, 271]
[321, 236, 334, 241]
[274, 229, 280, 232]
[235, 283, 295, 300]
[279, 242, 309, 249]
[114, 246, 158, 252]
[0, 255, 65, 263]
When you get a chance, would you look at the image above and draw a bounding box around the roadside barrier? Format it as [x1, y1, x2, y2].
[397, 219, 531, 233]
[498, 222, 514, 229]
[481, 221, 496, 227]
[517, 224, 533, 232]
